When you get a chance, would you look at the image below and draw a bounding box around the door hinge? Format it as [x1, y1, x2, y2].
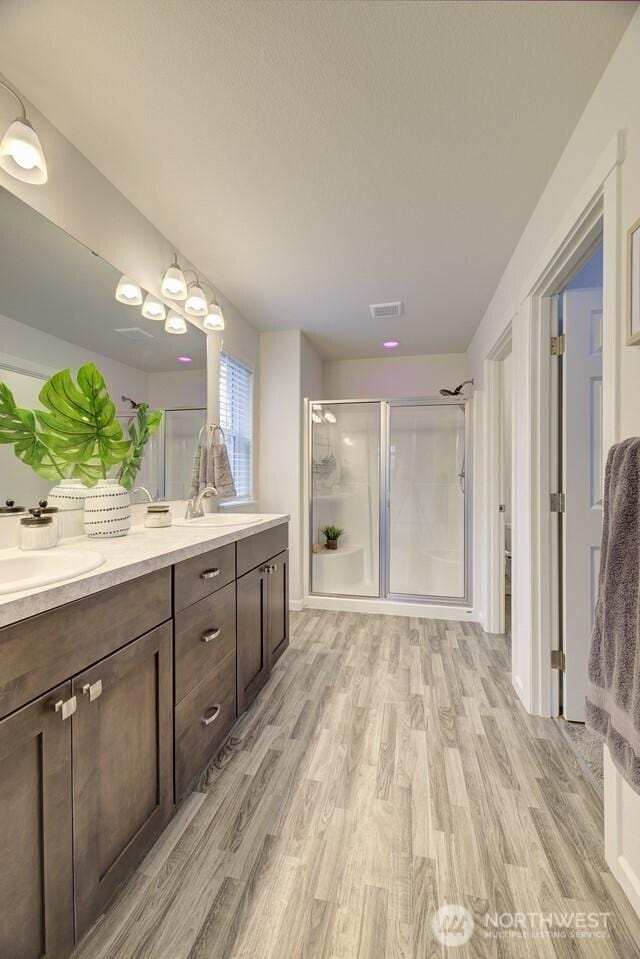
[550, 492, 566, 513]
[551, 649, 566, 671]
[551, 334, 566, 356]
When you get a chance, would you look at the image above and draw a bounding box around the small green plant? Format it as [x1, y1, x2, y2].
[0, 363, 162, 488]
[321, 525, 345, 542]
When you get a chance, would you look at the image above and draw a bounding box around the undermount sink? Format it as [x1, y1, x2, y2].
[0, 548, 105, 595]
[172, 513, 266, 529]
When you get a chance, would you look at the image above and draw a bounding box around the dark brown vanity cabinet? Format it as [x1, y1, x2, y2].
[0, 521, 289, 959]
[0, 683, 74, 959]
[237, 536, 290, 713]
[72, 623, 173, 939]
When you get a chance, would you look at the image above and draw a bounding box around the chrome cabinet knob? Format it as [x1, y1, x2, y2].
[54, 696, 77, 720]
[82, 679, 103, 702]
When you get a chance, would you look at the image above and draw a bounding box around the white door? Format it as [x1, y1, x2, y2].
[563, 287, 603, 721]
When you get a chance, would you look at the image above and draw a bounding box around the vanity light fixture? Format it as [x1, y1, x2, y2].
[161, 254, 188, 300]
[184, 282, 208, 317]
[115, 275, 143, 305]
[165, 310, 187, 334]
[0, 80, 48, 185]
[141, 293, 166, 320]
[203, 302, 225, 331]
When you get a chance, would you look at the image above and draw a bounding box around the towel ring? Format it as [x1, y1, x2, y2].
[197, 423, 226, 445]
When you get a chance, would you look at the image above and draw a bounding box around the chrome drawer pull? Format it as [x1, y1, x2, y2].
[201, 705, 221, 726]
[54, 696, 77, 720]
[82, 679, 103, 702]
[201, 627, 222, 644]
[261, 564, 275, 574]
[201, 568, 220, 580]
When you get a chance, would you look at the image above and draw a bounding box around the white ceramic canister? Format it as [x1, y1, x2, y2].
[47, 478, 90, 511]
[144, 504, 172, 528]
[19, 511, 58, 550]
[84, 479, 132, 538]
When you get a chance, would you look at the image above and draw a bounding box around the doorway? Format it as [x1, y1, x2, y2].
[552, 243, 604, 724]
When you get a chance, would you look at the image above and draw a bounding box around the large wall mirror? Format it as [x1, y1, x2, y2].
[0, 186, 208, 509]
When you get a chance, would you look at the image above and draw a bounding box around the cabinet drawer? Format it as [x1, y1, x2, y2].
[174, 651, 236, 798]
[174, 543, 236, 612]
[236, 523, 288, 577]
[175, 582, 236, 704]
[0, 567, 171, 721]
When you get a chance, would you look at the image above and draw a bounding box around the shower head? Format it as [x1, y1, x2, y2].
[439, 379, 474, 398]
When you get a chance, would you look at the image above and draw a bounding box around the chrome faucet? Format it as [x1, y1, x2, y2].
[185, 485, 218, 519]
[130, 486, 153, 503]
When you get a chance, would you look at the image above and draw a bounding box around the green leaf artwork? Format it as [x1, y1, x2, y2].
[0, 364, 163, 487]
[117, 403, 164, 490]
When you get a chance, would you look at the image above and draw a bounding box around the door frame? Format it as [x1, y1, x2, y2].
[522, 132, 622, 718]
[482, 325, 513, 635]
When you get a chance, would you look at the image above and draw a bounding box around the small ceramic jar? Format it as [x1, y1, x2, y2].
[84, 479, 132, 538]
[144, 504, 172, 528]
[47, 479, 90, 511]
[20, 511, 57, 550]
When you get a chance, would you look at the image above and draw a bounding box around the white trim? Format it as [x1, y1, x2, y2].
[0, 352, 54, 381]
[289, 599, 305, 612]
[305, 594, 477, 622]
[520, 131, 622, 718]
[604, 747, 640, 918]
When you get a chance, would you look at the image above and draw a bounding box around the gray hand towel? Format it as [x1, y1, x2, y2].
[198, 439, 208, 491]
[189, 442, 202, 499]
[213, 442, 237, 499]
[586, 437, 640, 793]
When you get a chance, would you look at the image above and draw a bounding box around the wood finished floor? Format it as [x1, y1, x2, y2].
[73, 610, 640, 958]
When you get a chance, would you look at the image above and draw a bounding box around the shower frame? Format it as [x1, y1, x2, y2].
[307, 395, 473, 607]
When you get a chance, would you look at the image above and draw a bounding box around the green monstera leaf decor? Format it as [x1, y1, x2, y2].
[0, 363, 163, 487]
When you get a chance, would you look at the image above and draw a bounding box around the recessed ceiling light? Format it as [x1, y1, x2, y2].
[383, 340, 399, 349]
[177, 355, 192, 364]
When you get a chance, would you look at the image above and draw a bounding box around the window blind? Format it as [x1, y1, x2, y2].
[219, 352, 253, 498]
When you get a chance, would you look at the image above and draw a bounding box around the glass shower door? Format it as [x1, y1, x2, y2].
[310, 401, 381, 597]
[387, 402, 466, 600]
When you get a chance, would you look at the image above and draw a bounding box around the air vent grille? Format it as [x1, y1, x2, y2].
[114, 327, 154, 341]
[370, 301, 403, 319]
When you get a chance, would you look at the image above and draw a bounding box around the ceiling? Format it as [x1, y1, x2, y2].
[0, 0, 635, 359]
[0, 187, 206, 373]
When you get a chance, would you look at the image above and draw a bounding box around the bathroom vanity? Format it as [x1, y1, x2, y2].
[0, 515, 289, 959]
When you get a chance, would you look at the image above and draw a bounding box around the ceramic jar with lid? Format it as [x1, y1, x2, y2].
[20, 509, 57, 550]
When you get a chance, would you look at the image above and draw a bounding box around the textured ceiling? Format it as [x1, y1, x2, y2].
[0, 0, 635, 359]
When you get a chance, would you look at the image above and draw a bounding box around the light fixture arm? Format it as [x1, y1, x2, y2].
[0, 79, 27, 120]
[198, 279, 220, 305]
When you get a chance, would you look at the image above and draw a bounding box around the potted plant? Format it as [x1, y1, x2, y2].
[0, 364, 162, 533]
[321, 524, 344, 550]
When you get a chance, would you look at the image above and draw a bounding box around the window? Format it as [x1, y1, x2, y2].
[219, 352, 253, 498]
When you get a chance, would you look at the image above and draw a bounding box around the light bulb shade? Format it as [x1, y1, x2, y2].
[141, 293, 166, 320]
[161, 263, 187, 300]
[165, 310, 187, 334]
[184, 284, 208, 317]
[115, 275, 143, 305]
[203, 303, 225, 331]
[0, 118, 47, 184]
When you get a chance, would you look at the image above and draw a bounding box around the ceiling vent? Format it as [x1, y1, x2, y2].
[370, 301, 403, 319]
[114, 326, 154, 341]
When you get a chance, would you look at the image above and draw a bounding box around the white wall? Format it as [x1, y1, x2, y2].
[147, 370, 206, 410]
[467, 9, 640, 918]
[259, 330, 323, 605]
[323, 353, 468, 400]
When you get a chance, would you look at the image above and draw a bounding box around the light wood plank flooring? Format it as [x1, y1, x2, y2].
[73, 610, 640, 958]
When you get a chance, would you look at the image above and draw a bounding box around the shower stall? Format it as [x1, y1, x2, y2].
[308, 397, 471, 606]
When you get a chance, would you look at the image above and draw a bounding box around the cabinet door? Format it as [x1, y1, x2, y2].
[268, 550, 289, 669]
[0, 683, 74, 959]
[237, 564, 269, 714]
[72, 622, 173, 939]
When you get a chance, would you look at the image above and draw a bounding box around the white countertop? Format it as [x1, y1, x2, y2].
[0, 513, 289, 629]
